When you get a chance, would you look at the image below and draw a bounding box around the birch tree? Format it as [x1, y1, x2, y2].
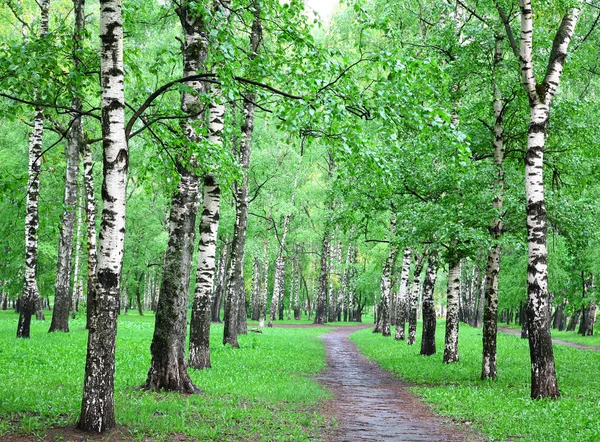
[78, 0, 127, 431]
[145, 0, 210, 392]
[420, 253, 438, 356]
[482, 32, 506, 380]
[188, 0, 231, 371]
[17, 0, 50, 338]
[49, 0, 85, 333]
[394, 247, 411, 340]
[498, 0, 581, 399]
[223, 1, 262, 347]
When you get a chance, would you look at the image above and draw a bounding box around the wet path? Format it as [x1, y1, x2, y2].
[498, 327, 600, 351]
[317, 326, 481, 442]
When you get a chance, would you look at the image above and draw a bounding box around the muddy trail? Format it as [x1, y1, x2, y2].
[498, 327, 600, 351]
[316, 326, 481, 442]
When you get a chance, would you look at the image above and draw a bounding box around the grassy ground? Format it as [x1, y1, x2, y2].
[351, 322, 600, 442]
[500, 322, 600, 346]
[0, 310, 332, 441]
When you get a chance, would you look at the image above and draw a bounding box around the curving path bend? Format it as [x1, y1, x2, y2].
[317, 326, 481, 442]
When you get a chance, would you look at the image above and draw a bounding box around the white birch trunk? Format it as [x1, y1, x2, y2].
[259, 238, 269, 328]
[82, 140, 98, 329]
[78, 0, 127, 431]
[482, 32, 505, 380]
[517, 0, 579, 399]
[188, 176, 221, 369]
[17, 0, 50, 338]
[394, 247, 411, 340]
[71, 187, 84, 317]
[408, 252, 425, 345]
[443, 259, 461, 363]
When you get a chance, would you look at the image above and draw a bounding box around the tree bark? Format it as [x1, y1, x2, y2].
[145, 0, 212, 389]
[499, 0, 579, 399]
[408, 252, 426, 345]
[259, 238, 269, 328]
[145, 172, 200, 392]
[78, 0, 127, 431]
[82, 140, 98, 329]
[394, 247, 411, 340]
[188, 176, 221, 369]
[314, 233, 329, 325]
[223, 3, 261, 345]
[420, 253, 438, 356]
[443, 258, 461, 363]
[50, 0, 85, 332]
[211, 244, 228, 322]
[378, 218, 397, 337]
[481, 32, 505, 380]
[17, 0, 50, 338]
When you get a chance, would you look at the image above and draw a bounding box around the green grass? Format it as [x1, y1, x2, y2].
[350, 321, 600, 442]
[499, 322, 600, 347]
[0, 310, 333, 441]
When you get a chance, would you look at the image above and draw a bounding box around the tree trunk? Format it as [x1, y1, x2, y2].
[78, 0, 127, 431]
[420, 253, 438, 356]
[17, 0, 51, 338]
[394, 247, 411, 340]
[50, 17, 83, 331]
[379, 247, 395, 337]
[268, 206, 292, 327]
[443, 258, 461, 363]
[481, 32, 505, 379]
[408, 252, 426, 345]
[188, 176, 221, 369]
[314, 233, 329, 325]
[211, 244, 228, 322]
[82, 140, 98, 329]
[223, 5, 261, 344]
[506, 0, 579, 400]
[71, 189, 84, 318]
[145, 171, 200, 392]
[259, 238, 269, 328]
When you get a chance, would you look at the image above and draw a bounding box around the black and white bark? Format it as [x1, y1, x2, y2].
[378, 218, 397, 337]
[443, 258, 461, 363]
[188, 0, 229, 363]
[408, 251, 425, 345]
[420, 253, 438, 356]
[251, 257, 261, 321]
[395, 247, 411, 340]
[145, 0, 210, 389]
[71, 188, 84, 317]
[82, 140, 98, 330]
[268, 200, 293, 327]
[188, 175, 221, 369]
[506, 0, 580, 399]
[259, 238, 269, 328]
[17, 0, 50, 338]
[78, 0, 127, 431]
[314, 233, 329, 325]
[211, 243, 228, 322]
[223, 2, 262, 345]
[50, 0, 85, 333]
[145, 172, 200, 392]
[482, 32, 505, 380]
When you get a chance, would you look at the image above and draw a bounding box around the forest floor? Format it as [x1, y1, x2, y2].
[498, 327, 600, 351]
[315, 325, 482, 442]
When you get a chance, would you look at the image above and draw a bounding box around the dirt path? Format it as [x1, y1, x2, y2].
[498, 327, 600, 351]
[316, 326, 481, 442]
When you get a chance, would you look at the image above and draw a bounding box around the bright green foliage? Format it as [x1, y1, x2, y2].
[0, 311, 331, 440]
[351, 324, 600, 441]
